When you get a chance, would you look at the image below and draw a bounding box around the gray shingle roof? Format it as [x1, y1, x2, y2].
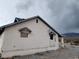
[0, 16, 62, 37]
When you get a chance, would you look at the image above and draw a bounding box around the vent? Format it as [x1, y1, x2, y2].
[14, 17, 25, 22]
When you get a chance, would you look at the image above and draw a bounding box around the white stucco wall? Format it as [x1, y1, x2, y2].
[0, 33, 4, 53]
[1, 19, 59, 58]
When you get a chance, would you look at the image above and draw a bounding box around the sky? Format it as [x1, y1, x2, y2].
[0, 0, 79, 34]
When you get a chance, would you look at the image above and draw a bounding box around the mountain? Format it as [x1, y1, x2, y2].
[62, 33, 79, 37]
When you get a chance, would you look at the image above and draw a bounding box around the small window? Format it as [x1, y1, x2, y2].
[49, 32, 53, 40]
[21, 32, 28, 37]
[36, 19, 38, 23]
[19, 27, 31, 38]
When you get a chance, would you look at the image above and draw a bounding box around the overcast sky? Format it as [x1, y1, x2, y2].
[0, 0, 79, 34]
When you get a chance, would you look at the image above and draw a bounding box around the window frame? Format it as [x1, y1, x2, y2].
[20, 32, 28, 37]
[49, 32, 54, 40]
[36, 19, 38, 23]
[19, 27, 31, 38]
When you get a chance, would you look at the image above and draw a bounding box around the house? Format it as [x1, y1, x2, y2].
[0, 16, 63, 58]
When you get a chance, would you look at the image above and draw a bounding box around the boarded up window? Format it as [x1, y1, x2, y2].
[20, 32, 28, 37]
[19, 27, 31, 38]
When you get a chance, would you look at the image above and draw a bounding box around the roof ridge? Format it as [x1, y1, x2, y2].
[0, 16, 62, 37]
[0, 16, 39, 28]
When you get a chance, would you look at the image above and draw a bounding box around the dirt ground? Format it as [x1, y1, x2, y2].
[13, 46, 79, 59]
[34, 47, 79, 59]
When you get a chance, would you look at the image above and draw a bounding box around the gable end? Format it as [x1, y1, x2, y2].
[0, 16, 62, 37]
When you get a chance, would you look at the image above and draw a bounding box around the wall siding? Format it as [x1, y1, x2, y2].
[1, 19, 59, 58]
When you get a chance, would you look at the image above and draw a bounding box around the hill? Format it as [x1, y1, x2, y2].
[62, 33, 79, 37]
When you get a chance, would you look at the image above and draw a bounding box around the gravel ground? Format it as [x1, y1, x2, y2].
[36, 47, 79, 59]
[13, 46, 79, 59]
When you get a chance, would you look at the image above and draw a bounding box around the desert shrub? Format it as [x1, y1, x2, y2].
[72, 41, 79, 45]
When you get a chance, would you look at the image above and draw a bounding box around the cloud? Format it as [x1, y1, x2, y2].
[15, 0, 79, 33]
[47, 0, 79, 33]
[16, 0, 33, 12]
[0, 0, 79, 33]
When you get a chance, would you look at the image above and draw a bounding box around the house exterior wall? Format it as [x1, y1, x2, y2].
[1, 19, 59, 58]
[0, 32, 5, 53]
